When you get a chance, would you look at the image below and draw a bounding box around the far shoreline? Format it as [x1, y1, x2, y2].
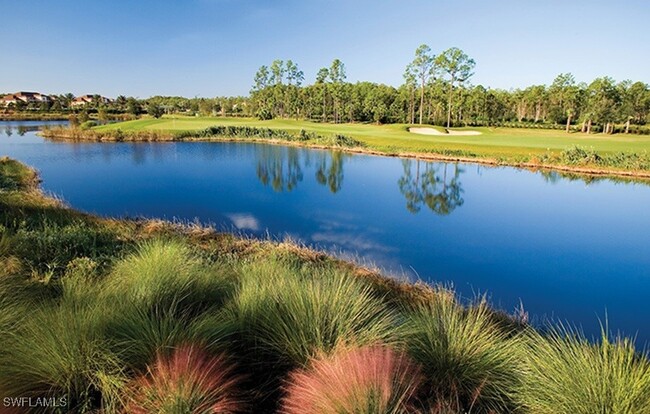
[39, 125, 650, 183]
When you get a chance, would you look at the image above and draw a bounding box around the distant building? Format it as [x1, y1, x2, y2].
[71, 94, 112, 107]
[0, 91, 52, 106]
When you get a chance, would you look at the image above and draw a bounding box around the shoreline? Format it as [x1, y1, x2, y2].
[0, 114, 69, 121]
[0, 156, 438, 303]
[40, 128, 650, 183]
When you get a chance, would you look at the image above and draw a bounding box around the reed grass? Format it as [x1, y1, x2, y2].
[106, 239, 235, 313]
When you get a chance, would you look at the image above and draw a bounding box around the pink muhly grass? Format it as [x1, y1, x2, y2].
[282, 346, 424, 414]
[124, 344, 244, 414]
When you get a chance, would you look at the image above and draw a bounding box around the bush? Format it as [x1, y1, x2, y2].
[560, 146, 602, 165]
[404, 295, 524, 413]
[147, 104, 164, 119]
[318, 134, 365, 148]
[79, 120, 98, 130]
[519, 326, 650, 414]
[282, 346, 424, 414]
[256, 108, 273, 120]
[124, 344, 245, 414]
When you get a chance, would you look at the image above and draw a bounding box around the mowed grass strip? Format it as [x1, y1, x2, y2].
[94, 116, 650, 157]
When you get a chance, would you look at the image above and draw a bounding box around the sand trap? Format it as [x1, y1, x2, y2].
[409, 127, 481, 136]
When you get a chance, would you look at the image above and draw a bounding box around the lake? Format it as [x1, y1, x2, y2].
[2, 121, 650, 343]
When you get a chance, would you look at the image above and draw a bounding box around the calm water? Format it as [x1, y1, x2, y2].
[2, 121, 650, 343]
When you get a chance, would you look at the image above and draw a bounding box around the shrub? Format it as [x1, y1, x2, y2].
[147, 104, 164, 119]
[560, 146, 602, 165]
[318, 133, 365, 148]
[226, 259, 398, 367]
[80, 120, 98, 130]
[519, 326, 650, 414]
[404, 295, 524, 413]
[124, 344, 244, 414]
[282, 346, 424, 414]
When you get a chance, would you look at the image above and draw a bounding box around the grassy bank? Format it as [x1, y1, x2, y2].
[42, 116, 650, 180]
[0, 112, 70, 121]
[1, 157, 649, 413]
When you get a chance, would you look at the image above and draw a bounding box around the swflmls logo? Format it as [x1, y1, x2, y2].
[3, 396, 68, 408]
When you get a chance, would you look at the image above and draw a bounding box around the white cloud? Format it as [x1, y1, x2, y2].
[226, 213, 260, 231]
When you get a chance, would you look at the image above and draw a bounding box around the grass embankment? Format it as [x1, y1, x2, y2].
[1, 157, 650, 413]
[0, 112, 70, 121]
[42, 116, 650, 180]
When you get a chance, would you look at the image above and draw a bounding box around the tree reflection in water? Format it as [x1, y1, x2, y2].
[398, 159, 465, 215]
[256, 146, 305, 192]
[254, 147, 464, 214]
[315, 151, 344, 193]
[255, 146, 347, 193]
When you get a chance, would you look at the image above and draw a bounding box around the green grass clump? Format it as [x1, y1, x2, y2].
[0, 272, 125, 413]
[106, 239, 234, 314]
[102, 239, 236, 369]
[0, 156, 39, 190]
[226, 259, 398, 368]
[404, 295, 524, 413]
[12, 219, 123, 275]
[519, 327, 650, 414]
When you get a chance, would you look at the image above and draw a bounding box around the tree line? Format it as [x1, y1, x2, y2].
[247, 46, 649, 133]
[3, 45, 649, 133]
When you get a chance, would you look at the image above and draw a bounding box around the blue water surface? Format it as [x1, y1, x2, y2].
[2, 121, 649, 343]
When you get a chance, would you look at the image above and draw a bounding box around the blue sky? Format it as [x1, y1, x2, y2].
[0, 0, 648, 98]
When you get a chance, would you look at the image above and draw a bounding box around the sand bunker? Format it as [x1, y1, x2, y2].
[409, 127, 481, 136]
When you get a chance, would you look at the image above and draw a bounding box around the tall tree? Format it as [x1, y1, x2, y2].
[406, 44, 436, 125]
[328, 59, 346, 123]
[585, 77, 620, 134]
[620, 81, 649, 132]
[270, 60, 285, 85]
[253, 65, 270, 91]
[285, 60, 304, 86]
[402, 66, 417, 124]
[435, 47, 476, 128]
[315, 67, 330, 122]
[549, 73, 582, 132]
